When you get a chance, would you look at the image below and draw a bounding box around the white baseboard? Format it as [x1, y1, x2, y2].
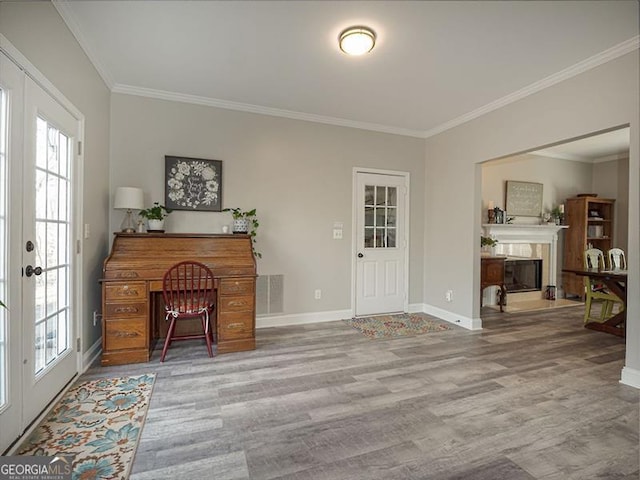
[82, 338, 102, 373]
[620, 366, 640, 389]
[421, 304, 482, 330]
[256, 309, 352, 328]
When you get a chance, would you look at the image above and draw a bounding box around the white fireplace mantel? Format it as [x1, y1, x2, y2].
[482, 223, 569, 289]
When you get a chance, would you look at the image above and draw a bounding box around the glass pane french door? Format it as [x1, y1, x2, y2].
[22, 77, 78, 426]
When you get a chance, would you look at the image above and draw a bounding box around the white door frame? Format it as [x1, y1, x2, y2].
[351, 167, 410, 317]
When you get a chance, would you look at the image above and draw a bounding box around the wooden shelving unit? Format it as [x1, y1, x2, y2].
[562, 196, 615, 298]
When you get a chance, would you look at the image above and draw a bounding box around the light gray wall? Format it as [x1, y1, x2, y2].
[424, 51, 639, 382]
[0, 1, 111, 353]
[110, 93, 425, 315]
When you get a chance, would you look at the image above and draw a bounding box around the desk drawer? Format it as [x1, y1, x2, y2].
[105, 301, 147, 318]
[218, 295, 254, 313]
[104, 318, 147, 350]
[219, 278, 254, 296]
[218, 312, 254, 340]
[105, 282, 147, 301]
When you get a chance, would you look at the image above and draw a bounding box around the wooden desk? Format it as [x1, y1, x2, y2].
[563, 268, 627, 338]
[101, 233, 257, 366]
[481, 256, 506, 312]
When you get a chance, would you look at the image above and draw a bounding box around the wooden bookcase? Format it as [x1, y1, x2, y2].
[562, 196, 615, 298]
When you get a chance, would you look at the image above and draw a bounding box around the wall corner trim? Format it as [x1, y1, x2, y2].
[82, 338, 102, 373]
[620, 366, 640, 390]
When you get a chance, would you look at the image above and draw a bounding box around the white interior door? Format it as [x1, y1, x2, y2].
[354, 171, 408, 316]
[21, 77, 78, 425]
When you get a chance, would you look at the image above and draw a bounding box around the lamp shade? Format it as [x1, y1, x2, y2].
[114, 187, 144, 210]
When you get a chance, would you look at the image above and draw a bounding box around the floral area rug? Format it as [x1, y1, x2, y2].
[344, 313, 450, 339]
[18, 374, 155, 480]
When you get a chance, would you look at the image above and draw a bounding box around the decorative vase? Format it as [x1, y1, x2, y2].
[232, 217, 249, 234]
[147, 219, 165, 231]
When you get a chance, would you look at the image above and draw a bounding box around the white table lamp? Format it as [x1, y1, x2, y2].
[114, 187, 144, 233]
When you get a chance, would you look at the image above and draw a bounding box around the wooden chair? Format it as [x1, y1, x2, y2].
[161, 261, 216, 362]
[607, 248, 626, 270]
[583, 248, 623, 323]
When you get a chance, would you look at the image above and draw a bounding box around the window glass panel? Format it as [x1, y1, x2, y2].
[375, 228, 385, 248]
[47, 125, 59, 175]
[46, 269, 58, 317]
[364, 185, 374, 205]
[35, 221, 46, 269]
[58, 224, 67, 266]
[45, 316, 57, 365]
[364, 207, 374, 227]
[35, 170, 46, 219]
[47, 224, 58, 269]
[387, 187, 397, 207]
[387, 208, 397, 227]
[47, 173, 59, 220]
[59, 179, 68, 222]
[35, 322, 45, 373]
[59, 133, 68, 178]
[375, 207, 385, 227]
[364, 228, 374, 248]
[35, 274, 45, 322]
[57, 310, 67, 354]
[387, 229, 396, 248]
[376, 186, 386, 206]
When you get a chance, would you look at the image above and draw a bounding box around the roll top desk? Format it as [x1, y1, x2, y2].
[101, 233, 257, 366]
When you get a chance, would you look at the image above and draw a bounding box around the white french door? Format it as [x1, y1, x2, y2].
[354, 171, 409, 316]
[0, 48, 80, 453]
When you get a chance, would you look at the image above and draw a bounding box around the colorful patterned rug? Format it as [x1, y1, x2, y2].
[18, 373, 155, 480]
[344, 313, 450, 339]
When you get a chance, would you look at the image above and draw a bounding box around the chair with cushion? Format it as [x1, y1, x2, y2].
[607, 248, 626, 270]
[161, 261, 216, 362]
[583, 248, 623, 323]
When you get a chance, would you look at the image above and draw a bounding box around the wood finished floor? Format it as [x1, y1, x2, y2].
[84, 306, 638, 480]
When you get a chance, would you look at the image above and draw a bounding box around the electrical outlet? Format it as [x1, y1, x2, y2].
[445, 290, 453, 302]
[333, 228, 343, 239]
[314, 289, 321, 300]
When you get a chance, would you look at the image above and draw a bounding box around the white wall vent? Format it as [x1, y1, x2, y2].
[256, 274, 284, 315]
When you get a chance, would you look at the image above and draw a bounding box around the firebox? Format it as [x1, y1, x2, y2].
[504, 258, 542, 293]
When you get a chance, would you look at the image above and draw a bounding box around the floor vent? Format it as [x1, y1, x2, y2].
[256, 274, 284, 315]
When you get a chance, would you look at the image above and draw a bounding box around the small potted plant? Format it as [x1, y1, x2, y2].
[481, 235, 498, 256]
[139, 202, 172, 231]
[223, 207, 261, 258]
[550, 205, 564, 225]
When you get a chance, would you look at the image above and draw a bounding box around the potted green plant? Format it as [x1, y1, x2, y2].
[481, 235, 498, 255]
[550, 205, 564, 225]
[139, 202, 172, 231]
[223, 207, 261, 258]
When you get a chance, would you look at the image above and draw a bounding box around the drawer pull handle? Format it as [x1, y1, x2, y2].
[114, 306, 140, 314]
[228, 300, 247, 307]
[227, 322, 245, 329]
[115, 331, 139, 338]
[120, 289, 139, 296]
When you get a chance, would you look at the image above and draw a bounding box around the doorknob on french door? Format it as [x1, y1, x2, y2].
[25, 265, 43, 277]
[357, 253, 364, 258]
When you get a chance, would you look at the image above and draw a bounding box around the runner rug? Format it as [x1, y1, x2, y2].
[344, 312, 450, 339]
[18, 373, 156, 480]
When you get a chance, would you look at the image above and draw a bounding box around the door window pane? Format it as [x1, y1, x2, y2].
[363, 184, 399, 249]
[33, 117, 71, 375]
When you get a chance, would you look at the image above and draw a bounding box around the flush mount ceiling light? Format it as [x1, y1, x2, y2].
[339, 26, 376, 55]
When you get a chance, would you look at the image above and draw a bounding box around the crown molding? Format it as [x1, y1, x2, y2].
[111, 84, 426, 138]
[422, 35, 640, 139]
[53, 0, 115, 89]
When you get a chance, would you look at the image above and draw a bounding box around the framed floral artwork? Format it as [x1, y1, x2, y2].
[165, 156, 222, 211]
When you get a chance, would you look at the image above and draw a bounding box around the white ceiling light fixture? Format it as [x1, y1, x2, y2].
[339, 26, 376, 56]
